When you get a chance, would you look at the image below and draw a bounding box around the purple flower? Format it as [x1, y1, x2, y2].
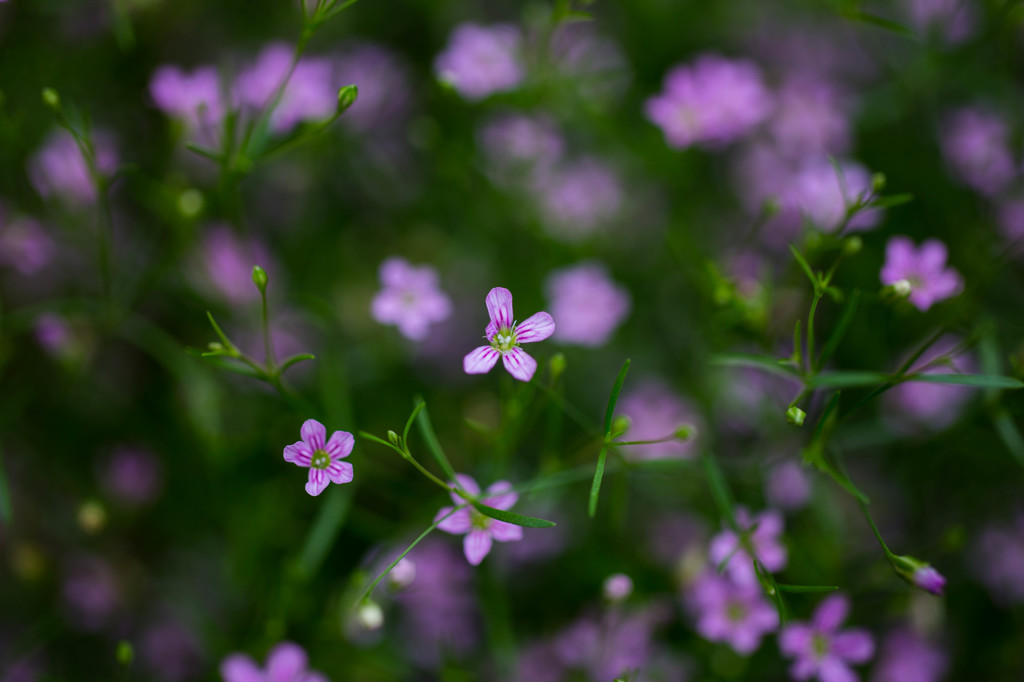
[34, 313, 74, 356]
[220, 642, 326, 682]
[196, 225, 275, 305]
[534, 157, 624, 240]
[880, 237, 963, 311]
[785, 158, 881, 232]
[62, 555, 119, 631]
[478, 113, 565, 180]
[904, 0, 976, 44]
[0, 218, 55, 275]
[545, 263, 631, 347]
[370, 257, 452, 341]
[996, 197, 1024, 244]
[548, 23, 631, 103]
[434, 473, 523, 565]
[616, 380, 700, 460]
[913, 566, 946, 595]
[334, 43, 411, 133]
[98, 447, 162, 507]
[940, 107, 1016, 196]
[234, 44, 337, 133]
[554, 608, 665, 680]
[434, 23, 524, 101]
[28, 130, 117, 205]
[883, 335, 976, 430]
[972, 513, 1024, 605]
[871, 628, 948, 682]
[139, 618, 204, 682]
[686, 571, 778, 655]
[645, 54, 773, 149]
[603, 573, 634, 602]
[765, 461, 812, 511]
[463, 287, 555, 382]
[149, 65, 225, 131]
[767, 78, 851, 157]
[779, 594, 874, 682]
[283, 419, 354, 496]
[708, 507, 788, 587]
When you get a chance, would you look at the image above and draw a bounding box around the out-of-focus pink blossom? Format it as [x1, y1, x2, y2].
[871, 628, 948, 682]
[685, 570, 778, 655]
[435, 473, 523, 565]
[149, 65, 225, 131]
[549, 23, 631, 102]
[139, 619, 204, 682]
[616, 380, 700, 460]
[464, 287, 555, 383]
[940, 107, 1016, 196]
[220, 641, 326, 682]
[545, 263, 630, 347]
[787, 158, 881, 232]
[904, 0, 977, 44]
[534, 158, 624, 240]
[880, 237, 963, 311]
[708, 507, 788, 587]
[766, 461, 812, 511]
[195, 225, 274, 305]
[767, 78, 851, 157]
[28, 130, 117, 205]
[62, 555, 119, 630]
[434, 23, 524, 101]
[34, 313, 73, 356]
[645, 54, 773, 149]
[98, 447, 162, 507]
[883, 335, 976, 431]
[234, 43, 338, 133]
[370, 257, 452, 341]
[554, 608, 666, 681]
[779, 594, 875, 682]
[478, 113, 564, 181]
[0, 218, 55, 275]
[972, 513, 1024, 605]
[334, 43, 411, 132]
[283, 419, 354, 496]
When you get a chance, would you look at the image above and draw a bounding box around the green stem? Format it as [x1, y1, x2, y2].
[858, 500, 896, 559]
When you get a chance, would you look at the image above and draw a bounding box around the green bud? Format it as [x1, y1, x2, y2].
[674, 424, 695, 441]
[77, 500, 107, 534]
[41, 87, 60, 111]
[610, 415, 631, 439]
[116, 640, 134, 666]
[358, 599, 384, 630]
[337, 85, 359, 114]
[549, 352, 566, 379]
[387, 430, 400, 446]
[177, 188, 204, 218]
[843, 236, 862, 256]
[871, 172, 886, 193]
[786, 406, 806, 427]
[251, 265, 268, 294]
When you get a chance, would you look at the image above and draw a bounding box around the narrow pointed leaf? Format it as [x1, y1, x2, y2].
[777, 584, 839, 593]
[279, 353, 316, 373]
[469, 501, 555, 528]
[906, 373, 1024, 389]
[414, 398, 458, 481]
[602, 359, 631, 436]
[711, 353, 802, 378]
[588, 446, 608, 518]
[818, 289, 860, 370]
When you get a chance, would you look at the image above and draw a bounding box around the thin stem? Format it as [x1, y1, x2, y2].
[807, 294, 822, 372]
[858, 500, 896, 559]
[260, 287, 276, 371]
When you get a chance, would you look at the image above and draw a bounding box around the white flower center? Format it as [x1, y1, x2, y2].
[492, 327, 517, 354]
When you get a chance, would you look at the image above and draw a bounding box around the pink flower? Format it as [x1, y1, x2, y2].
[220, 641, 327, 682]
[779, 594, 875, 682]
[545, 262, 631, 347]
[0, 217, 55, 275]
[686, 571, 779, 655]
[871, 628, 948, 682]
[149, 65, 225, 130]
[615, 380, 700, 460]
[913, 566, 946, 596]
[234, 43, 338, 134]
[434, 23, 524, 101]
[434, 474, 523, 565]
[463, 287, 555, 382]
[880, 237, 963, 311]
[370, 257, 452, 341]
[283, 419, 354, 496]
[708, 507, 788, 587]
[28, 130, 118, 205]
[765, 461, 812, 511]
[939, 107, 1015, 196]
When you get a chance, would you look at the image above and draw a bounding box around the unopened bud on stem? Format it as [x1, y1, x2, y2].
[786, 406, 806, 427]
[251, 265, 268, 294]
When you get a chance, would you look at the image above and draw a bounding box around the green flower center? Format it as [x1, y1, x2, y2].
[311, 449, 331, 470]
[492, 327, 517, 354]
[470, 508, 492, 530]
[727, 602, 747, 623]
[812, 634, 829, 658]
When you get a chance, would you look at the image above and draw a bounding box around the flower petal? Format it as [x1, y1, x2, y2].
[220, 654, 262, 682]
[300, 419, 327, 451]
[778, 624, 812, 657]
[326, 460, 353, 485]
[483, 480, 518, 510]
[515, 311, 555, 343]
[266, 642, 308, 682]
[489, 520, 523, 543]
[305, 469, 330, 496]
[283, 441, 312, 467]
[435, 506, 473, 534]
[485, 287, 515, 329]
[832, 629, 874, 663]
[813, 594, 849, 632]
[325, 431, 354, 459]
[464, 346, 500, 374]
[450, 473, 481, 504]
[502, 347, 537, 382]
[464, 529, 493, 565]
[818, 656, 856, 682]
[486, 320, 500, 342]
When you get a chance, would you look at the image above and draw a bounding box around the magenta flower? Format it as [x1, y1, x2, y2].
[534, 157, 624, 240]
[220, 642, 327, 682]
[883, 335, 976, 431]
[645, 54, 773, 149]
[765, 461, 812, 511]
[98, 447, 163, 507]
[545, 262, 631, 347]
[434, 474, 523, 565]
[370, 257, 452, 341]
[234, 44, 338, 133]
[880, 236, 963, 311]
[687, 571, 779, 655]
[434, 23, 524, 101]
[913, 566, 946, 596]
[463, 287, 555, 382]
[196, 225, 274, 305]
[283, 419, 354, 496]
[708, 507, 788, 587]
[28, 130, 118, 205]
[905, 0, 977, 45]
[149, 65, 225, 130]
[872, 628, 948, 682]
[780, 594, 874, 682]
[0, 217, 55, 275]
[616, 380, 700, 460]
[940, 107, 1015, 196]
[972, 513, 1024, 604]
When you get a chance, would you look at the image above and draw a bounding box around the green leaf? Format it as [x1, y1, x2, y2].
[711, 353, 802, 379]
[587, 446, 608, 518]
[810, 371, 889, 388]
[470, 500, 556, 528]
[185, 143, 224, 163]
[403, 402, 426, 445]
[295, 486, 352, 580]
[869, 193, 913, 209]
[279, 353, 315, 373]
[845, 10, 918, 38]
[818, 289, 860, 370]
[205, 311, 234, 349]
[776, 584, 840, 593]
[602, 359, 631, 436]
[789, 244, 819, 289]
[701, 451, 737, 530]
[992, 408, 1024, 470]
[414, 398, 458, 481]
[906, 373, 1024, 389]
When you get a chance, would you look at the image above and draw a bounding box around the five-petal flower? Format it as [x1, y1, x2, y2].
[283, 419, 354, 496]
[434, 473, 523, 565]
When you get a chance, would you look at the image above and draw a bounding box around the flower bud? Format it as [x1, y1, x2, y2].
[786, 406, 806, 427]
[251, 265, 268, 295]
[674, 424, 695, 441]
[116, 641, 134, 667]
[387, 558, 416, 590]
[610, 415, 631, 439]
[77, 500, 107, 534]
[891, 279, 912, 298]
[337, 85, 359, 114]
[41, 87, 60, 111]
[892, 555, 946, 596]
[843, 236, 862, 256]
[871, 172, 886, 193]
[357, 600, 384, 630]
[603, 573, 633, 602]
[387, 430, 400, 446]
[549, 352, 567, 380]
[177, 188, 204, 218]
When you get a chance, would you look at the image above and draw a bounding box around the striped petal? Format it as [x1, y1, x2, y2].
[485, 287, 514, 329]
[283, 441, 312, 466]
[502, 347, 537, 382]
[305, 469, 330, 496]
[464, 346, 500, 374]
[300, 419, 327, 450]
[464, 529, 493, 565]
[325, 430, 354, 459]
[515, 311, 555, 343]
[326, 460, 353, 484]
